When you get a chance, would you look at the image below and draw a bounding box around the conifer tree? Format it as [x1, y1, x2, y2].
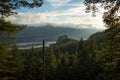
[69, 53, 79, 80]
[84, 0, 120, 80]
[46, 47, 57, 80]
[0, 43, 24, 79]
[25, 47, 42, 80]
[56, 52, 70, 80]
[98, 25, 120, 80]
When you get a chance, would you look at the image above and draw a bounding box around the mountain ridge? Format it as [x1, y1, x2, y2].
[15, 25, 103, 43]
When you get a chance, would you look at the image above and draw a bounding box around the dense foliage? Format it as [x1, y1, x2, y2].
[0, 23, 120, 80]
[84, 1, 120, 80]
[0, 0, 43, 79]
[84, 0, 120, 17]
[2, 30, 117, 80]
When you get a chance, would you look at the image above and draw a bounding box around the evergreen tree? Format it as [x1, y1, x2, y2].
[78, 38, 84, 54]
[25, 47, 42, 80]
[56, 52, 70, 80]
[98, 28, 120, 80]
[0, 43, 24, 79]
[78, 38, 88, 64]
[84, 0, 120, 80]
[46, 47, 57, 80]
[77, 38, 101, 80]
[88, 37, 98, 62]
[69, 53, 79, 80]
[96, 3, 120, 80]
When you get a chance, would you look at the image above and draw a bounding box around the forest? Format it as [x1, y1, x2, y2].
[0, 0, 120, 80]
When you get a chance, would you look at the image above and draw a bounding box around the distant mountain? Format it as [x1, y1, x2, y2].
[15, 24, 103, 43]
[51, 34, 78, 54]
[56, 35, 78, 45]
[50, 31, 105, 54]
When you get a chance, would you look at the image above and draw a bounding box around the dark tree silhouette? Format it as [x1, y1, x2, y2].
[84, 0, 120, 17]
[0, 0, 43, 18]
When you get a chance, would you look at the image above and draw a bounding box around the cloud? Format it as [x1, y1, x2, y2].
[6, 13, 45, 25]
[6, 3, 106, 29]
[46, 0, 71, 8]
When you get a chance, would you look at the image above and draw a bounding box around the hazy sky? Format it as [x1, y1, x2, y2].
[7, 0, 106, 29]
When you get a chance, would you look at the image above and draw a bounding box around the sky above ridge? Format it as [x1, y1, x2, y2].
[7, 0, 106, 29]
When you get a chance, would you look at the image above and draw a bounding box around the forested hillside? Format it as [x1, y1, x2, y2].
[8, 29, 118, 80]
[0, 25, 120, 80]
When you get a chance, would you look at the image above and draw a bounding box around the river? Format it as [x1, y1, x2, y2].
[16, 41, 56, 50]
